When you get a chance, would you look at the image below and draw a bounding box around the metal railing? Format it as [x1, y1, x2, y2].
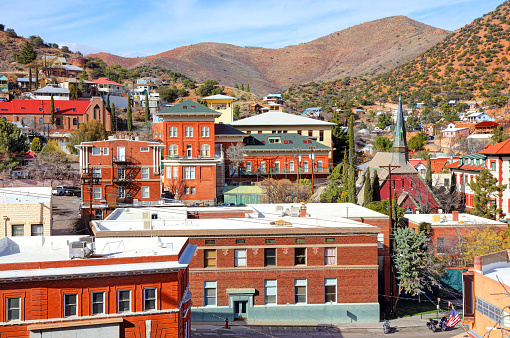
[242, 168, 331, 175]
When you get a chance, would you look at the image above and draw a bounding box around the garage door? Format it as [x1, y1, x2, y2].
[30, 322, 119, 338]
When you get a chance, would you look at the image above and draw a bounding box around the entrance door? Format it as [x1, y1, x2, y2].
[186, 145, 192, 157]
[234, 301, 247, 320]
[117, 147, 125, 161]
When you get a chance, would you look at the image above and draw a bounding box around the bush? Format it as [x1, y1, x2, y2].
[5, 28, 16, 38]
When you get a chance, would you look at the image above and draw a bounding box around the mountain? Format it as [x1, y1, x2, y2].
[88, 16, 450, 94]
[312, 1, 510, 107]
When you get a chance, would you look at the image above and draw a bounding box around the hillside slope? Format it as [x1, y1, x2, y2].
[88, 16, 450, 94]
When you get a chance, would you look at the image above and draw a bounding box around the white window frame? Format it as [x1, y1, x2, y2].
[173, 167, 178, 180]
[166, 166, 171, 179]
[91, 147, 101, 156]
[118, 290, 131, 313]
[103, 147, 109, 155]
[261, 161, 266, 172]
[91, 291, 105, 315]
[118, 186, 125, 198]
[184, 167, 195, 179]
[201, 126, 209, 137]
[264, 280, 277, 305]
[190, 187, 196, 195]
[141, 186, 150, 199]
[246, 161, 251, 172]
[144, 288, 157, 311]
[169, 126, 177, 137]
[92, 168, 101, 179]
[200, 144, 210, 157]
[303, 160, 309, 173]
[317, 160, 323, 172]
[234, 249, 247, 267]
[324, 247, 336, 265]
[141, 167, 149, 179]
[274, 161, 280, 172]
[140, 147, 149, 152]
[289, 161, 295, 172]
[294, 279, 307, 304]
[6, 297, 21, 321]
[204, 281, 217, 306]
[169, 144, 178, 156]
[93, 187, 101, 199]
[64, 293, 78, 317]
[185, 126, 193, 137]
[324, 278, 337, 303]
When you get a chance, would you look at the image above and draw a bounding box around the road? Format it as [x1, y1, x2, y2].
[191, 325, 465, 337]
[51, 194, 81, 235]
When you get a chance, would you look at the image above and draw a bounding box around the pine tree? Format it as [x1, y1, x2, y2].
[372, 170, 381, 201]
[246, 84, 250, 92]
[144, 92, 150, 122]
[50, 94, 55, 125]
[426, 156, 432, 188]
[30, 137, 43, 152]
[35, 66, 39, 89]
[106, 93, 110, 108]
[17, 41, 37, 64]
[342, 151, 349, 187]
[28, 68, 32, 90]
[363, 170, 373, 205]
[469, 169, 507, 219]
[111, 103, 116, 131]
[348, 115, 355, 161]
[347, 116, 356, 203]
[320, 163, 343, 203]
[240, 84, 244, 91]
[126, 98, 132, 131]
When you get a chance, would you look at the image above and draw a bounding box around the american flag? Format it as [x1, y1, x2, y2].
[446, 308, 461, 327]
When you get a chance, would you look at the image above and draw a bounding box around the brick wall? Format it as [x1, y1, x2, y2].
[0, 202, 52, 237]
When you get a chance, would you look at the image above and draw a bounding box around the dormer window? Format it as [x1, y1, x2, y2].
[56, 107, 60, 112]
[72, 108, 76, 112]
[183, 105, 187, 109]
[39, 107, 43, 111]
[268, 137, 281, 144]
[21, 107, 25, 109]
[191, 106, 195, 109]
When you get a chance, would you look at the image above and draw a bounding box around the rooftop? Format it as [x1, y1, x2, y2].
[405, 213, 506, 227]
[92, 77, 122, 85]
[0, 99, 97, 115]
[479, 138, 510, 155]
[244, 133, 330, 151]
[156, 100, 221, 116]
[0, 187, 51, 204]
[201, 94, 237, 100]
[229, 111, 334, 127]
[33, 86, 70, 94]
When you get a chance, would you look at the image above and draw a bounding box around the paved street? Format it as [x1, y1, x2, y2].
[51, 194, 81, 235]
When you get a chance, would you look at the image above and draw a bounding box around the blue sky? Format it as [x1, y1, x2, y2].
[2, 0, 504, 57]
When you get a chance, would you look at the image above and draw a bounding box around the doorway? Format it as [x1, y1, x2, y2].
[117, 147, 125, 161]
[234, 301, 248, 321]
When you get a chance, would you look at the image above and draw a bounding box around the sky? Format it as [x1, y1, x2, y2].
[2, 0, 505, 57]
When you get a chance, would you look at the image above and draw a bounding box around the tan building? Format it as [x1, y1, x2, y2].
[0, 187, 52, 237]
[200, 94, 237, 124]
[229, 111, 335, 159]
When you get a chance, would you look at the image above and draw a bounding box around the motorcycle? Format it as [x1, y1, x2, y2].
[383, 320, 391, 334]
[426, 317, 449, 332]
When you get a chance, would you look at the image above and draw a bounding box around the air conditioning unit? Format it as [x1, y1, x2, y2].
[133, 199, 139, 205]
[143, 220, 152, 230]
[69, 241, 91, 259]
[79, 236, 96, 252]
[142, 211, 150, 220]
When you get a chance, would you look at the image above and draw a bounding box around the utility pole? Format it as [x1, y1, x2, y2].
[309, 145, 317, 193]
[379, 164, 401, 319]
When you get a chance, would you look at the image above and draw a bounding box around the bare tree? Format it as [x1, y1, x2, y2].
[261, 178, 311, 203]
[225, 142, 247, 182]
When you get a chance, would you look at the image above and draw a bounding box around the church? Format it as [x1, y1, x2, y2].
[356, 98, 441, 213]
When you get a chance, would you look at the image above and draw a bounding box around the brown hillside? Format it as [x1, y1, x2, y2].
[88, 16, 449, 94]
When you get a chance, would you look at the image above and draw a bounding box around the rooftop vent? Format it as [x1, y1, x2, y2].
[69, 241, 92, 259]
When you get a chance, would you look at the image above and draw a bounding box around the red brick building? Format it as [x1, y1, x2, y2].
[0, 235, 195, 337]
[77, 138, 165, 219]
[153, 100, 223, 204]
[91, 203, 386, 323]
[0, 97, 110, 133]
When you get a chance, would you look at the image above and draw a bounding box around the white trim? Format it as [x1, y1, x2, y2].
[118, 289, 132, 313]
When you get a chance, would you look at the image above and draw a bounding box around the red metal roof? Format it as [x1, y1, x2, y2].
[475, 121, 499, 127]
[92, 77, 122, 85]
[445, 162, 486, 171]
[0, 99, 92, 115]
[479, 138, 510, 155]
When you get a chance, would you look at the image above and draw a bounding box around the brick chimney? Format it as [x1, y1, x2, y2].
[299, 203, 307, 217]
[474, 256, 482, 271]
[452, 211, 459, 222]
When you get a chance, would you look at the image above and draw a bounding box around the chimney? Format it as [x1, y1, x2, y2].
[452, 211, 459, 222]
[474, 256, 482, 271]
[299, 203, 307, 217]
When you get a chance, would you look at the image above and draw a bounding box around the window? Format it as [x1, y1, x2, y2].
[169, 126, 177, 137]
[201, 126, 209, 137]
[258, 130, 262, 134]
[264, 248, 276, 266]
[11, 224, 24, 236]
[93, 187, 101, 199]
[269, 137, 280, 143]
[173, 167, 178, 180]
[92, 168, 101, 178]
[73, 118, 78, 125]
[141, 186, 150, 198]
[234, 249, 246, 267]
[265, 239, 275, 244]
[324, 248, 336, 265]
[92, 147, 101, 155]
[274, 161, 280, 172]
[166, 166, 171, 179]
[38, 117, 43, 126]
[294, 279, 307, 304]
[185, 126, 193, 137]
[186, 144, 192, 157]
[296, 238, 305, 244]
[168, 144, 178, 156]
[141, 167, 149, 179]
[118, 167, 125, 180]
[236, 239, 245, 244]
[308, 130, 313, 137]
[140, 147, 149, 152]
[7, 297, 21, 321]
[295, 248, 306, 265]
[319, 130, 324, 141]
[200, 144, 210, 157]
[325, 279, 337, 303]
[31, 224, 43, 236]
[437, 237, 446, 254]
[289, 161, 295, 172]
[444, 178, 450, 186]
[118, 290, 131, 313]
[491, 162, 496, 171]
[190, 187, 196, 195]
[204, 281, 217, 306]
[56, 117, 61, 125]
[297, 130, 302, 135]
[204, 249, 216, 267]
[317, 161, 323, 172]
[326, 238, 335, 243]
[264, 280, 277, 305]
[118, 186, 125, 198]
[303, 161, 309, 173]
[184, 167, 195, 179]
[246, 161, 251, 172]
[261, 161, 266, 173]
[64, 294, 78, 317]
[144, 288, 157, 311]
[103, 147, 109, 155]
[91, 292, 105, 315]
[205, 240, 215, 245]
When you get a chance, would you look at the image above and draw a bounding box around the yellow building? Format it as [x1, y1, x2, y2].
[463, 250, 510, 337]
[229, 111, 335, 160]
[201, 94, 237, 124]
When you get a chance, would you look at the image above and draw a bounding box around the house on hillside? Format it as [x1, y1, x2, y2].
[263, 93, 284, 105]
[441, 123, 471, 138]
[29, 85, 70, 101]
[474, 121, 499, 134]
[302, 107, 323, 119]
[464, 111, 492, 123]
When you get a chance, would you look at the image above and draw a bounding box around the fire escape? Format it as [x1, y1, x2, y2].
[112, 155, 141, 205]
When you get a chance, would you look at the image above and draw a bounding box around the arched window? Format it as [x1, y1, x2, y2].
[55, 117, 61, 125]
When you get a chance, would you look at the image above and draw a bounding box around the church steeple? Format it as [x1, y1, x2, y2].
[392, 96, 408, 161]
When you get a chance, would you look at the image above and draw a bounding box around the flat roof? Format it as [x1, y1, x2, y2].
[405, 213, 506, 226]
[0, 187, 51, 204]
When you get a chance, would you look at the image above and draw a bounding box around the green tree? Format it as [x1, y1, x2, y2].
[331, 111, 348, 162]
[492, 125, 508, 144]
[110, 103, 116, 131]
[17, 41, 37, 64]
[240, 84, 244, 91]
[159, 86, 179, 102]
[372, 170, 381, 201]
[408, 132, 427, 151]
[196, 79, 220, 97]
[69, 83, 77, 100]
[468, 169, 507, 219]
[392, 227, 442, 312]
[425, 156, 432, 188]
[246, 84, 250, 92]
[28, 68, 32, 90]
[35, 66, 38, 89]
[144, 92, 150, 122]
[5, 28, 17, 38]
[233, 105, 240, 120]
[376, 113, 392, 130]
[61, 45, 70, 53]
[67, 120, 107, 154]
[363, 169, 373, 205]
[126, 97, 132, 131]
[106, 93, 110, 108]
[320, 163, 344, 203]
[342, 151, 349, 187]
[373, 136, 392, 152]
[30, 137, 43, 152]
[0, 119, 29, 172]
[347, 116, 356, 203]
[50, 94, 55, 125]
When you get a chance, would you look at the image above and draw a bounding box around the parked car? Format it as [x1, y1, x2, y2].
[64, 186, 81, 196]
[52, 186, 68, 196]
[219, 203, 236, 207]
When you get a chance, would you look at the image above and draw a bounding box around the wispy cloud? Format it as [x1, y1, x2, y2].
[0, 0, 503, 57]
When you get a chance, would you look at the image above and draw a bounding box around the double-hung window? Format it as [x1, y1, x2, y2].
[93, 187, 101, 199]
[173, 167, 178, 180]
[169, 126, 177, 137]
[141, 186, 150, 198]
[184, 167, 195, 179]
[294, 279, 307, 304]
[264, 248, 276, 266]
[92, 147, 101, 155]
[118, 186, 125, 198]
[325, 279, 337, 303]
[144, 288, 157, 311]
[185, 126, 193, 137]
[289, 161, 295, 172]
[118, 290, 131, 313]
[6, 297, 21, 321]
[295, 248, 306, 265]
[264, 280, 277, 305]
[204, 281, 217, 306]
[168, 144, 178, 156]
[234, 249, 246, 267]
[64, 294, 78, 317]
[204, 249, 216, 267]
[200, 144, 210, 157]
[324, 248, 336, 265]
[141, 167, 149, 179]
[91, 292, 105, 315]
[201, 126, 209, 137]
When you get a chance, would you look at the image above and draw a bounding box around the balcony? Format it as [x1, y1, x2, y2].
[242, 168, 331, 175]
[112, 156, 132, 164]
[164, 154, 223, 161]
